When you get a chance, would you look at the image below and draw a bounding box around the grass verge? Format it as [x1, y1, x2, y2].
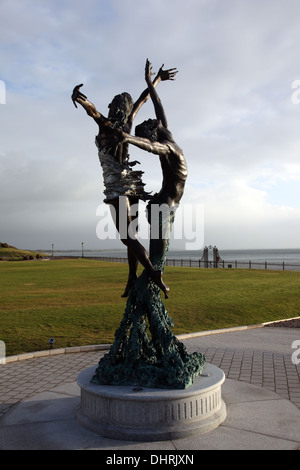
[0, 258, 299, 355]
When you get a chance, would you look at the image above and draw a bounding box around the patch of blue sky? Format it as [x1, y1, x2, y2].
[265, 179, 300, 208]
[50, 0, 117, 26]
[90, 0, 116, 22]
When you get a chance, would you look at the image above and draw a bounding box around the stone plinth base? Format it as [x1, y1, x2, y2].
[77, 364, 226, 442]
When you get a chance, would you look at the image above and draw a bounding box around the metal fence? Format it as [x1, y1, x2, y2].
[80, 256, 300, 271]
[165, 258, 300, 271]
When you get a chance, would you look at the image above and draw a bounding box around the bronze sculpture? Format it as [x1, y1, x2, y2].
[72, 60, 205, 389]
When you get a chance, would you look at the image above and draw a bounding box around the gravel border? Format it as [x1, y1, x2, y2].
[264, 317, 300, 328]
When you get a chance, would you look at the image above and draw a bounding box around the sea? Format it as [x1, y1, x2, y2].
[44, 248, 300, 271]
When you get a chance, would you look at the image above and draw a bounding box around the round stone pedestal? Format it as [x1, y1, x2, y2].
[77, 363, 226, 442]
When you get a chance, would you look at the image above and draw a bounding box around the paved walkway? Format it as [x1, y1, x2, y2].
[0, 326, 299, 450]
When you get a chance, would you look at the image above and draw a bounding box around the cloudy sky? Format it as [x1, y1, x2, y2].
[1, 0, 300, 252]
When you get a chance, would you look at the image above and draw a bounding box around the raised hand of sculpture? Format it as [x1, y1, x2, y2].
[72, 64, 177, 298]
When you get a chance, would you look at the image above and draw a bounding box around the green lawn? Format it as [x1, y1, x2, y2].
[0, 258, 299, 356]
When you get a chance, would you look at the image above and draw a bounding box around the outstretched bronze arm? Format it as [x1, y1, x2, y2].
[121, 131, 170, 157]
[145, 59, 169, 128]
[71, 84, 108, 124]
[130, 63, 177, 124]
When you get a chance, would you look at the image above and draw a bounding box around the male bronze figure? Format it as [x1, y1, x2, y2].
[120, 59, 188, 269]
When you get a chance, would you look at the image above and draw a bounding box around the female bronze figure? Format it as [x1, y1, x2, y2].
[72, 64, 177, 298]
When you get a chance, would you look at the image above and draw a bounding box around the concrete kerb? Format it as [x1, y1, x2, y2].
[2, 316, 300, 364]
[3, 344, 111, 364]
[177, 316, 300, 340]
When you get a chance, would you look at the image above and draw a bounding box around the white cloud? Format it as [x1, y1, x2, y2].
[186, 179, 300, 249]
[1, 0, 300, 249]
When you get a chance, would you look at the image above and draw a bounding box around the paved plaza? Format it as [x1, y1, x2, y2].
[0, 326, 299, 450]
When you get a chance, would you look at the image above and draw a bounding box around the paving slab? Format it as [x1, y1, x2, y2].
[0, 327, 299, 450]
[0, 377, 299, 450]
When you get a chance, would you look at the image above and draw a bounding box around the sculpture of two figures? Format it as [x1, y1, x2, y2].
[72, 60, 205, 389]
